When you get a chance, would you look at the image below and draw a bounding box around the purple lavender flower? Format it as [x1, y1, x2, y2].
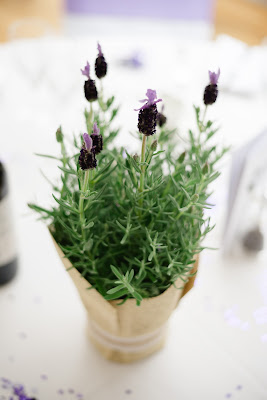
[203, 68, 220, 106]
[81, 62, 98, 102]
[81, 61, 90, 79]
[83, 133, 92, 151]
[79, 133, 97, 170]
[95, 43, 107, 79]
[97, 43, 103, 57]
[209, 68, 220, 85]
[135, 89, 162, 111]
[93, 122, 100, 135]
[135, 89, 162, 136]
[90, 122, 103, 154]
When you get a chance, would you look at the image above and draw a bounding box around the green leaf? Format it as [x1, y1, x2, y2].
[58, 166, 77, 176]
[106, 284, 125, 294]
[104, 288, 129, 300]
[110, 265, 124, 281]
[35, 153, 61, 160]
[84, 221, 94, 229]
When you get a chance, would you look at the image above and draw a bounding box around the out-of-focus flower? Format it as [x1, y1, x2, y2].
[203, 68, 220, 106]
[95, 43, 107, 79]
[81, 62, 98, 102]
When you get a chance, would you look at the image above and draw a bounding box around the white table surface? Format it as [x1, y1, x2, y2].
[0, 22, 267, 399]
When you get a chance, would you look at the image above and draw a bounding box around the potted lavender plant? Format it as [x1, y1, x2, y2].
[29, 45, 226, 362]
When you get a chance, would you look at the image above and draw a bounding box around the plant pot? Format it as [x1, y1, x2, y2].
[50, 231, 199, 363]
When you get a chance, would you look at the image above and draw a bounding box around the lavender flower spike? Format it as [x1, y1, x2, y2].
[83, 133, 92, 151]
[91, 122, 103, 154]
[209, 68, 220, 85]
[95, 43, 107, 79]
[81, 61, 90, 79]
[93, 122, 100, 135]
[135, 89, 162, 111]
[97, 42, 103, 57]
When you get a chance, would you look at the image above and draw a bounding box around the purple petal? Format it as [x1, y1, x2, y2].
[97, 42, 103, 57]
[134, 88, 162, 111]
[93, 122, 100, 135]
[83, 133, 92, 151]
[81, 61, 90, 79]
[146, 89, 157, 103]
[209, 68, 220, 85]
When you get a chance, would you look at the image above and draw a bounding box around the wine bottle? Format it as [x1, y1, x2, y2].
[0, 161, 17, 284]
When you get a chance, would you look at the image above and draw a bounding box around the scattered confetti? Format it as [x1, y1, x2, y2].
[7, 293, 15, 301]
[225, 393, 232, 398]
[40, 374, 48, 381]
[223, 305, 249, 330]
[33, 296, 42, 304]
[254, 306, 267, 325]
[18, 332, 27, 340]
[57, 389, 64, 395]
[125, 389, 132, 394]
[236, 384, 243, 390]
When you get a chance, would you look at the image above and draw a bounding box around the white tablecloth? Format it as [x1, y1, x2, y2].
[0, 20, 267, 399]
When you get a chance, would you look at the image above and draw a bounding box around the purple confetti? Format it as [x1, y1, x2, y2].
[40, 374, 48, 381]
[236, 385, 243, 390]
[7, 294, 15, 302]
[18, 332, 27, 340]
[57, 389, 64, 395]
[33, 296, 42, 304]
[76, 394, 83, 399]
[68, 389, 75, 394]
[254, 306, 267, 325]
[125, 389, 132, 394]
[225, 394, 232, 398]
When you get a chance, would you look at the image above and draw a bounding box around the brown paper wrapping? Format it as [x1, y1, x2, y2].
[50, 232, 198, 362]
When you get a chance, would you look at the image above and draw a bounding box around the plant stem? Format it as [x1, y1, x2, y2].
[202, 105, 208, 127]
[79, 169, 90, 240]
[60, 141, 68, 199]
[88, 102, 94, 133]
[139, 134, 147, 210]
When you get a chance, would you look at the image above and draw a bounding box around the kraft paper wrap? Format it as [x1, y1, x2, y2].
[50, 232, 198, 363]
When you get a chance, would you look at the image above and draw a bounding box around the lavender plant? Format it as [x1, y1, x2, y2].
[29, 47, 226, 305]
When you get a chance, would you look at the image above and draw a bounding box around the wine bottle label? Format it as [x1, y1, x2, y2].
[0, 196, 16, 267]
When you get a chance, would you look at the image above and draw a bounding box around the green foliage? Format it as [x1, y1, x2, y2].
[28, 77, 227, 306]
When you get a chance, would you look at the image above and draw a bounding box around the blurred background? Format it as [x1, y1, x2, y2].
[0, 0, 266, 43]
[0, 1, 267, 399]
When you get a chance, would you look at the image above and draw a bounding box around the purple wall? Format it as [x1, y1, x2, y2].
[66, 0, 214, 21]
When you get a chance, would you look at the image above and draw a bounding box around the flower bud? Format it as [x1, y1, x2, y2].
[178, 151, 186, 163]
[56, 126, 63, 143]
[133, 153, 139, 162]
[191, 194, 199, 203]
[202, 162, 209, 175]
[151, 140, 158, 152]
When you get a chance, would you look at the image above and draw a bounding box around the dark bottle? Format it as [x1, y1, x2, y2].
[0, 161, 17, 284]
